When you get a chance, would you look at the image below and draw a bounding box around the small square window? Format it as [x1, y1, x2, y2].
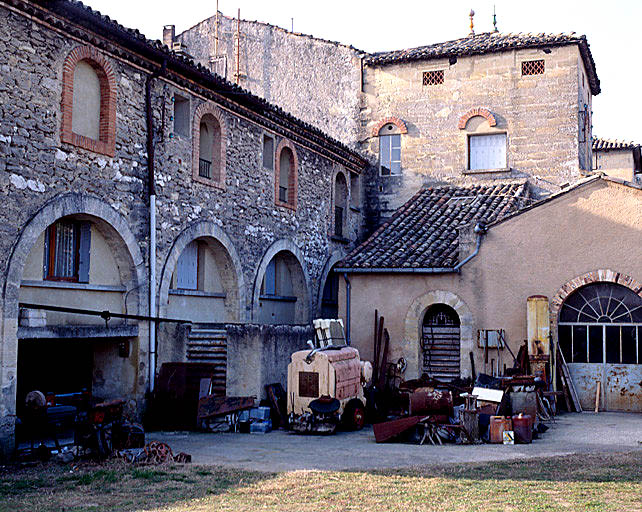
[173, 95, 190, 137]
[521, 59, 545, 76]
[423, 70, 444, 86]
[263, 134, 274, 170]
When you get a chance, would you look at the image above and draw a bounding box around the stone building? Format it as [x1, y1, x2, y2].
[592, 137, 641, 182]
[0, 0, 365, 457]
[176, 17, 599, 224]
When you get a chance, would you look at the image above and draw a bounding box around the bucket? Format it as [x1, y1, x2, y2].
[489, 416, 512, 444]
[511, 413, 532, 444]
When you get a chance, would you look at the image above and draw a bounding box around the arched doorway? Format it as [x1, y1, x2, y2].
[558, 282, 642, 411]
[320, 265, 339, 319]
[257, 250, 308, 324]
[421, 304, 461, 379]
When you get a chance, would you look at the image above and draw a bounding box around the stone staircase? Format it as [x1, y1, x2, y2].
[186, 324, 227, 396]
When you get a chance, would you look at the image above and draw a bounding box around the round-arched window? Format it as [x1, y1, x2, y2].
[558, 283, 642, 364]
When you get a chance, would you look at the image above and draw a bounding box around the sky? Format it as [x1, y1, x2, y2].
[84, 0, 641, 143]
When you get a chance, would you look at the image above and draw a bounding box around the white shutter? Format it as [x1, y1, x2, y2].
[176, 241, 198, 290]
[470, 134, 506, 170]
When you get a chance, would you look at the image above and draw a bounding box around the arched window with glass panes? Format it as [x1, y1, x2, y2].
[558, 283, 642, 365]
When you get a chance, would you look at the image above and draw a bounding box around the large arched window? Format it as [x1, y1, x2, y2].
[192, 103, 226, 188]
[275, 140, 298, 209]
[334, 173, 348, 237]
[259, 250, 307, 324]
[61, 46, 117, 156]
[559, 282, 642, 364]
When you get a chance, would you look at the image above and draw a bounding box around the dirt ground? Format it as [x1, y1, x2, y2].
[150, 411, 642, 472]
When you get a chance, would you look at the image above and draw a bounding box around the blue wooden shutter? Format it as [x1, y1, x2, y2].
[177, 241, 198, 290]
[77, 222, 91, 283]
[263, 259, 276, 295]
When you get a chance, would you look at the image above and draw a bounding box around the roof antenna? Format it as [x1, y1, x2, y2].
[469, 9, 475, 36]
[291, 17, 294, 32]
[493, 5, 498, 32]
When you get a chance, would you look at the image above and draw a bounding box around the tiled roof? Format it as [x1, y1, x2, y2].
[366, 32, 600, 95]
[592, 137, 640, 151]
[339, 181, 529, 271]
[25, 0, 366, 170]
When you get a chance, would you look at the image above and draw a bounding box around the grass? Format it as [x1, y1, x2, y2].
[0, 452, 640, 511]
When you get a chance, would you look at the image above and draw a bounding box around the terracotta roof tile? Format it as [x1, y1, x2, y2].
[340, 181, 529, 270]
[592, 137, 640, 151]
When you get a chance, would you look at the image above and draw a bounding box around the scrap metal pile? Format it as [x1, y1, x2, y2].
[368, 310, 554, 445]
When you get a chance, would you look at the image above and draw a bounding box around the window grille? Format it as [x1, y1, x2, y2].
[199, 158, 212, 178]
[423, 70, 444, 86]
[521, 59, 545, 76]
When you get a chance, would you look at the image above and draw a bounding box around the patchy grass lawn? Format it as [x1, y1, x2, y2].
[0, 452, 640, 512]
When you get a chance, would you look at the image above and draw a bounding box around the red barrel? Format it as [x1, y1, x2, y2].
[490, 416, 512, 444]
[511, 413, 532, 444]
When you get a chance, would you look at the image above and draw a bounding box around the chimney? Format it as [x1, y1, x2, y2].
[163, 25, 175, 48]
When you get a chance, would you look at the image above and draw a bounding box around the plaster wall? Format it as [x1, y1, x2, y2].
[340, 181, 642, 381]
[594, 150, 636, 181]
[361, 45, 586, 219]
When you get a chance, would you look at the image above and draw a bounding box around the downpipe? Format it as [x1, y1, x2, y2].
[343, 273, 351, 345]
[146, 61, 165, 393]
[453, 222, 487, 272]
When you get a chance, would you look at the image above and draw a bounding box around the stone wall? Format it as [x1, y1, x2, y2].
[0, 3, 362, 457]
[176, 14, 364, 149]
[361, 45, 588, 218]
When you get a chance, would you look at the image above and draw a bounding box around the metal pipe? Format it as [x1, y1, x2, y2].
[453, 222, 487, 272]
[343, 273, 351, 345]
[145, 62, 165, 393]
[18, 303, 191, 324]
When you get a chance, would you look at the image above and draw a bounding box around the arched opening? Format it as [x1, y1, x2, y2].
[558, 282, 642, 411]
[320, 265, 340, 319]
[278, 147, 294, 204]
[168, 236, 240, 323]
[198, 114, 221, 181]
[334, 173, 348, 237]
[421, 304, 461, 379]
[258, 250, 308, 324]
[72, 60, 101, 141]
[15, 212, 142, 446]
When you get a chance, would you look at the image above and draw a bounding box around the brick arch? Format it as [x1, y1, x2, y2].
[192, 102, 227, 188]
[550, 269, 642, 319]
[61, 45, 117, 156]
[372, 117, 408, 137]
[274, 139, 299, 210]
[458, 108, 497, 130]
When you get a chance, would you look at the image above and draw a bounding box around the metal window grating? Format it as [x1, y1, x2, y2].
[423, 70, 444, 86]
[522, 59, 545, 76]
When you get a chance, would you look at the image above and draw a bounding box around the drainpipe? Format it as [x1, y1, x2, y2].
[146, 61, 165, 393]
[343, 273, 351, 345]
[453, 221, 487, 272]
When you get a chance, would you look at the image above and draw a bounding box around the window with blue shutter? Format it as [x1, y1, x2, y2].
[262, 259, 277, 296]
[176, 241, 199, 290]
[44, 220, 89, 282]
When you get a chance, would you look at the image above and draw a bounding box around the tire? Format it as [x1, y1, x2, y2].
[343, 400, 366, 431]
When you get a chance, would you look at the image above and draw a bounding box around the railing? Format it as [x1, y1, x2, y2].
[199, 158, 212, 178]
[279, 186, 288, 203]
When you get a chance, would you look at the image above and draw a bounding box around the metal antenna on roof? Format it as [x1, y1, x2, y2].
[469, 9, 475, 36]
[493, 5, 498, 32]
[291, 18, 294, 32]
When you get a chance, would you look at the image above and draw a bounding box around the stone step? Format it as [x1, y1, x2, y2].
[188, 331, 227, 340]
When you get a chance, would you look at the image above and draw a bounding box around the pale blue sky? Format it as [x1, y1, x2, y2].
[85, 0, 641, 143]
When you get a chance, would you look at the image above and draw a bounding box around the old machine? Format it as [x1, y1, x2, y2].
[287, 319, 372, 434]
